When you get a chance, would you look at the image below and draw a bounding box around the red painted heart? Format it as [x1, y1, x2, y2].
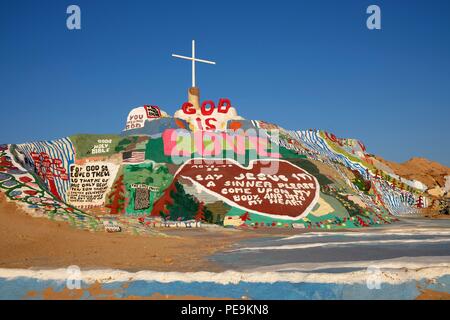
[174, 158, 320, 219]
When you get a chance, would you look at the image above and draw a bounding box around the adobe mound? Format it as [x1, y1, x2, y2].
[0, 103, 446, 234]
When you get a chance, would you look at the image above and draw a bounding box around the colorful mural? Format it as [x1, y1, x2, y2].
[174, 158, 320, 220]
[122, 162, 173, 215]
[0, 101, 436, 233]
[15, 138, 75, 201]
[0, 144, 97, 230]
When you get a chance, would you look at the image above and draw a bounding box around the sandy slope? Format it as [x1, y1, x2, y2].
[376, 156, 450, 189]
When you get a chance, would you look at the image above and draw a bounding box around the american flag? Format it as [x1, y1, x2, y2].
[123, 151, 145, 163]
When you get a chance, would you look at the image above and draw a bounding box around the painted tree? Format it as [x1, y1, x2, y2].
[351, 170, 371, 192]
[374, 169, 380, 180]
[106, 175, 126, 215]
[166, 182, 198, 221]
[151, 181, 199, 221]
[416, 195, 424, 208]
[239, 211, 251, 222]
[195, 201, 205, 222]
[115, 136, 138, 153]
[150, 182, 176, 218]
[365, 168, 370, 180]
[391, 180, 396, 190]
[356, 216, 369, 227]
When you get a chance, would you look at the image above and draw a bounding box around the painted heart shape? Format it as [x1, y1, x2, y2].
[174, 158, 320, 220]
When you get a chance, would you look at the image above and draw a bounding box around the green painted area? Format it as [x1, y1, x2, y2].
[279, 146, 307, 160]
[70, 134, 122, 158]
[221, 190, 397, 229]
[122, 162, 173, 215]
[145, 137, 173, 163]
[224, 206, 304, 227]
[224, 204, 384, 229]
[223, 193, 353, 229]
[286, 158, 333, 185]
[116, 136, 150, 156]
[155, 181, 214, 222]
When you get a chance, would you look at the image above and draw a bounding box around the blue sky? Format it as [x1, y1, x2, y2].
[0, 0, 449, 166]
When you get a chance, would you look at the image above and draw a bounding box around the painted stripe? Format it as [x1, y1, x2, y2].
[16, 138, 75, 201]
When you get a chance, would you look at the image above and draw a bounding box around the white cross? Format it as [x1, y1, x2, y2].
[172, 40, 216, 88]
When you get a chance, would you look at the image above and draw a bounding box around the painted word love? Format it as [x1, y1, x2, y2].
[174, 158, 320, 219]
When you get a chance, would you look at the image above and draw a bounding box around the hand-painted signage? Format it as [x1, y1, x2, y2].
[174, 158, 320, 220]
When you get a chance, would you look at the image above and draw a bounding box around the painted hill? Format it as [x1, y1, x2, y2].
[1, 102, 448, 234]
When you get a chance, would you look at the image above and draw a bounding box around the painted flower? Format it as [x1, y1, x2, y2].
[24, 190, 38, 196]
[9, 190, 22, 197]
[19, 176, 33, 183]
[27, 197, 43, 204]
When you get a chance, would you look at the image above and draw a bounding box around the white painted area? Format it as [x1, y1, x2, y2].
[173, 104, 243, 131]
[0, 265, 449, 285]
[445, 175, 450, 193]
[124, 106, 168, 131]
[276, 229, 450, 241]
[67, 162, 119, 208]
[385, 172, 427, 191]
[224, 215, 244, 227]
[233, 238, 450, 252]
[247, 256, 450, 273]
[103, 221, 121, 232]
[124, 106, 148, 131]
[409, 179, 428, 191]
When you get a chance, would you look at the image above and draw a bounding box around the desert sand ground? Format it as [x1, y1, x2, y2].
[0, 193, 258, 272]
[2, 192, 449, 272]
[0, 193, 303, 272]
[2, 192, 450, 300]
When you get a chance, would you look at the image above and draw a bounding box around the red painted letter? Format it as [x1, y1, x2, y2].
[217, 98, 231, 113]
[201, 100, 215, 116]
[182, 102, 196, 114]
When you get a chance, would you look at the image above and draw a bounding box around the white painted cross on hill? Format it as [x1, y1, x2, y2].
[172, 40, 216, 88]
